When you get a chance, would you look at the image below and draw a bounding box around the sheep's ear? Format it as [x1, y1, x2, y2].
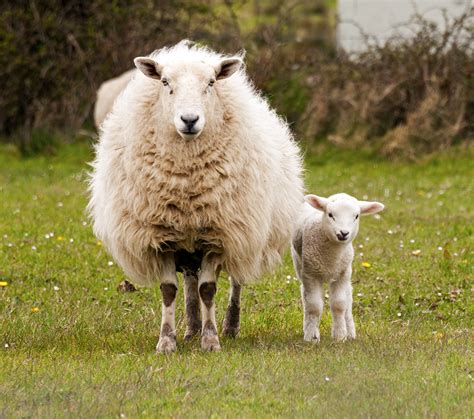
[305, 194, 328, 212]
[215, 57, 243, 80]
[359, 201, 384, 215]
[134, 57, 162, 80]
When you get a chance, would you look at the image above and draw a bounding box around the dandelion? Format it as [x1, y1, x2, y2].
[57, 236, 64, 241]
[96, 240, 103, 246]
[361, 262, 371, 268]
[0, 281, 8, 287]
[31, 307, 40, 313]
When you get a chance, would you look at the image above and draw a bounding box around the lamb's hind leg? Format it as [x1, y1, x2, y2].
[156, 252, 178, 354]
[199, 253, 222, 351]
[222, 278, 241, 337]
[183, 271, 201, 340]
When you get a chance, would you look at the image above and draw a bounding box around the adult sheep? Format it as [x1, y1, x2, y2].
[93, 69, 136, 128]
[88, 40, 304, 353]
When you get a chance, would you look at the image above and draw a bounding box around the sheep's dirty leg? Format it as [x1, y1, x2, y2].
[199, 254, 222, 351]
[301, 278, 324, 342]
[183, 271, 201, 340]
[329, 277, 351, 341]
[222, 278, 241, 337]
[156, 253, 178, 354]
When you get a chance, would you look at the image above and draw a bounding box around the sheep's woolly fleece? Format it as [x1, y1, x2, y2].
[88, 41, 304, 286]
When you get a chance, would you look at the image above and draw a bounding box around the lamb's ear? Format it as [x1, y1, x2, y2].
[215, 57, 243, 80]
[359, 201, 385, 215]
[305, 194, 328, 212]
[134, 57, 162, 80]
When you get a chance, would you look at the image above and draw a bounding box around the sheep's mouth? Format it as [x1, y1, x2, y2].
[178, 129, 201, 140]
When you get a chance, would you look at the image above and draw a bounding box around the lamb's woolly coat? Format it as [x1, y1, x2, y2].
[88, 43, 304, 286]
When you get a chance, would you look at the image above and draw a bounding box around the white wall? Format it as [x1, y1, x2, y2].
[337, 0, 471, 52]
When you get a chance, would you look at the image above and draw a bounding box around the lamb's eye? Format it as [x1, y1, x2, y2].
[208, 79, 215, 87]
[355, 214, 359, 220]
[162, 79, 169, 86]
[328, 213, 335, 219]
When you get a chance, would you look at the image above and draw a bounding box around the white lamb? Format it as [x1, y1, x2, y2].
[291, 193, 384, 342]
[88, 40, 304, 353]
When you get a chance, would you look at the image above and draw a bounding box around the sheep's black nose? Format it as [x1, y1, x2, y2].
[337, 230, 349, 241]
[180, 114, 199, 129]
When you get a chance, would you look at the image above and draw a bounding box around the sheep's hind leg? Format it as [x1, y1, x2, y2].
[183, 271, 201, 340]
[345, 281, 356, 339]
[199, 254, 222, 351]
[222, 278, 241, 337]
[156, 253, 178, 354]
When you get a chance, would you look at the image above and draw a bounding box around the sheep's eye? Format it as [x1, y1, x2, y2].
[162, 79, 169, 86]
[328, 213, 335, 219]
[355, 214, 359, 220]
[208, 79, 215, 87]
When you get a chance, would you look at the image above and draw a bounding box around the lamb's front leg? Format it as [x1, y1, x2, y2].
[329, 274, 352, 341]
[344, 279, 356, 339]
[157, 252, 178, 354]
[222, 278, 241, 337]
[301, 278, 324, 342]
[183, 271, 201, 340]
[199, 254, 222, 351]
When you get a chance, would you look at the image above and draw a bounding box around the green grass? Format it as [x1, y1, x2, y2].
[1, 142, 473, 417]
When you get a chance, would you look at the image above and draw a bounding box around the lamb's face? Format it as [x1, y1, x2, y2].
[134, 55, 242, 140]
[305, 193, 384, 244]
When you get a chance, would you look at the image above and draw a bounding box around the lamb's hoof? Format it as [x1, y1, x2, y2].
[304, 330, 320, 343]
[156, 336, 177, 354]
[222, 324, 240, 338]
[201, 335, 221, 352]
[332, 334, 348, 342]
[183, 327, 200, 341]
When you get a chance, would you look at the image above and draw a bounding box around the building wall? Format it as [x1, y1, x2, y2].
[337, 0, 470, 52]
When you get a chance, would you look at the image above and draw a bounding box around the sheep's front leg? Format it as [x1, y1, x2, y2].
[183, 271, 201, 340]
[301, 278, 324, 342]
[222, 278, 241, 337]
[329, 274, 352, 341]
[157, 252, 178, 354]
[199, 254, 222, 351]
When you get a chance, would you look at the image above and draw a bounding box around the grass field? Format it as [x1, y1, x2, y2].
[0, 142, 472, 417]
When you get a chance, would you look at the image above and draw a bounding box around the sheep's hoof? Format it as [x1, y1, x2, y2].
[156, 336, 177, 354]
[201, 335, 221, 352]
[222, 324, 239, 338]
[332, 333, 348, 342]
[304, 330, 320, 343]
[183, 327, 200, 341]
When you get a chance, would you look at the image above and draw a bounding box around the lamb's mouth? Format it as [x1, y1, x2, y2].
[336, 234, 348, 241]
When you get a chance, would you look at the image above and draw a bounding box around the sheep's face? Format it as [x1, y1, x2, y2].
[306, 193, 384, 244]
[134, 56, 242, 140]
